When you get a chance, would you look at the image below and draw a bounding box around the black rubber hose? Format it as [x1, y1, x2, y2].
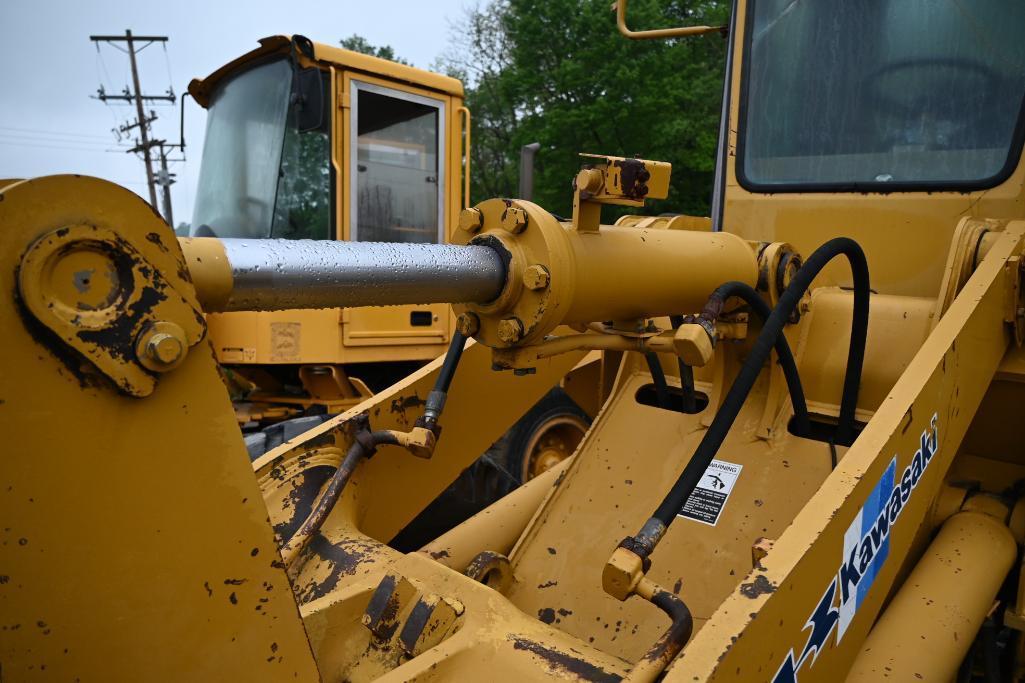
[435, 330, 468, 395]
[644, 352, 673, 410]
[645, 237, 869, 534]
[702, 281, 811, 436]
[420, 330, 468, 429]
[669, 314, 698, 413]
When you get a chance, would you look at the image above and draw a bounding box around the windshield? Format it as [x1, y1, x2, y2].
[191, 59, 332, 238]
[738, 0, 1025, 191]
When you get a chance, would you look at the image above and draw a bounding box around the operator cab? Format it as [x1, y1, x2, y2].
[191, 45, 447, 246]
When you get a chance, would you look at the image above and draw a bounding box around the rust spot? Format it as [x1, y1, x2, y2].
[673, 579, 682, 594]
[390, 393, 426, 417]
[272, 464, 333, 541]
[612, 158, 650, 201]
[547, 547, 557, 555]
[145, 232, 169, 252]
[229, 592, 238, 605]
[739, 575, 776, 599]
[510, 637, 622, 682]
[224, 578, 246, 586]
[429, 549, 450, 560]
[203, 581, 213, 597]
[538, 608, 556, 624]
[538, 580, 558, 589]
[364, 575, 403, 640]
[296, 533, 381, 603]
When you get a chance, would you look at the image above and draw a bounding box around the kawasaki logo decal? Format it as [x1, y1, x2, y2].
[772, 414, 939, 683]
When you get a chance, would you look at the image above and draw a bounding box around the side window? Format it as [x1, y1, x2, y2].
[352, 83, 443, 244]
[271, 71, 333, 240]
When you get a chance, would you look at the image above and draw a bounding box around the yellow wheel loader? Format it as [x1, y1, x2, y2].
[4, 1, 1025, 681]
[185, 35, 591, 525]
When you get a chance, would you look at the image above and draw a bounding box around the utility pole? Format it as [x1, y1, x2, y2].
[155, 141, 175, 226]
[90, 30, 176, 214]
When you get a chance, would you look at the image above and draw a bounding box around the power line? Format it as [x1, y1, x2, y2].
[0, 125, 112, 141]
[0, 140, 130, 153]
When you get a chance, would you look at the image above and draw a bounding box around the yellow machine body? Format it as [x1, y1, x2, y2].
[5, 2, 1025, 682]
[189, 36, 470, 416]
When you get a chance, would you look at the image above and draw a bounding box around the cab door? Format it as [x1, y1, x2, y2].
[340, 75, 451, 353]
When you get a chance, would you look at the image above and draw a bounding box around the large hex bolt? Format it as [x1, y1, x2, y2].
[522, 264, 550, 291]
[456, 312, 480, 337]
[497, 317, 524, 344]
[459, 207, 483, 233]
[501, 206, 528, 234]
[135, 321, 188, 372]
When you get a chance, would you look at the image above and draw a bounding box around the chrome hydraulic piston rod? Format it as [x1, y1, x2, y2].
[179, 237, 507, 312]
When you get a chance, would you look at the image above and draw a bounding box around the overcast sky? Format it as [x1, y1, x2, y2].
[1, 0, 469, 225]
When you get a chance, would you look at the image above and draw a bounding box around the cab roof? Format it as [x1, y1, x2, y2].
[187, 34, 463, 107]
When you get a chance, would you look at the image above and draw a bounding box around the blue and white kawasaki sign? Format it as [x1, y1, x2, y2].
[773, 413, 939, 683]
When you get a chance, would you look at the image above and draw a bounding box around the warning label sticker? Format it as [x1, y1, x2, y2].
[678, 459, 743, 526]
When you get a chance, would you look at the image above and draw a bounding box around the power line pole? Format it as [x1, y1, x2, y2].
[155, 141, 175, 226]
[90, 30, 175, 214]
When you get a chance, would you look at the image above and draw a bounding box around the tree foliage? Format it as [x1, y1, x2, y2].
[438, 0, 730, 218]
[340, 34, 411, 66]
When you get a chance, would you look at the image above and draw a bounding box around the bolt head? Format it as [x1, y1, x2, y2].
[456, 312, 480, 337]
[497, 317, 524, 344]
[501, 207, 527, 234]
[459, 207, 483, 233]
[522, 264, 550, 290]
[135, 321, 188, 372]
[147, 333, 183, 365]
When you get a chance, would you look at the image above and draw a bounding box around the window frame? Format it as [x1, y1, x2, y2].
[735, 0, 1025, 194]
[348, 79, 446, 243]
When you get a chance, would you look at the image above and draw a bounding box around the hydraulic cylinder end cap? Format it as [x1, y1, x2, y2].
[449, 198, 572, 349]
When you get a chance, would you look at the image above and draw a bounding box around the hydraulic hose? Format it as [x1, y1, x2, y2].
[281, 332, 470, 567]
[637, 238, 869, 548]
[644, 352, 673, 410]
[699, 281, 811, 436]
[280, 429, 399, 566]
[418, 331, 467, 431]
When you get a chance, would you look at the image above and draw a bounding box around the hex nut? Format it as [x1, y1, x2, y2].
[458, 207, 483, 233]
[501, 207, 528, 234]
[522, 264, 550, 291]
[456, 312, 480, 337]
[497, 317, 524, 344]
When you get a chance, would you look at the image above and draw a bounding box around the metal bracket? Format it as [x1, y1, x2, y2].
[571, 154, 671, 232]
[18, 224, 205, 396]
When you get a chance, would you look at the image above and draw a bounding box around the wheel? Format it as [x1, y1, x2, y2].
[388, 387, 591, 551]
[497, 387, 591, 484]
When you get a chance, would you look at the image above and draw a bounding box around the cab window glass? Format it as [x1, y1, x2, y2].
[355, 88, 441, 243]
[740, 0, 1025, 189]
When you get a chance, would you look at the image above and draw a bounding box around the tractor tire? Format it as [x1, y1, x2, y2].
[389, 388, 590, 551]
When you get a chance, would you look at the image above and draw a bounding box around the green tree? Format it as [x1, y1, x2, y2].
[439, 0, 729, 218]
[340, 34, 412, 66]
